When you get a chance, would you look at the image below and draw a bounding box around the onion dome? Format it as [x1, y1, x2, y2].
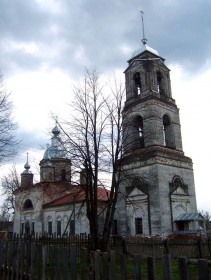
[22, 152, 32, 174]
[52, 124, 60, 136]
[42, 124, 66, 160]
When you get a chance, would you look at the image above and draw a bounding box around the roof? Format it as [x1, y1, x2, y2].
[130, 44, 159, 60]
[43, 186, 110, 208]
[14, 181, 71, 194]
[175, 213, 205, 222]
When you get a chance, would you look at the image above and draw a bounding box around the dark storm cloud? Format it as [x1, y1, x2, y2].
[17, 129, 46, 153]
[0, 0, 211, 77]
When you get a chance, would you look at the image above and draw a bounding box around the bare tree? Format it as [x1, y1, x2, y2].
[57, 69, 125, 250]
[0, 73, 18, 163]
[198, 209, 211, 230]
[1, 165, 21, 219]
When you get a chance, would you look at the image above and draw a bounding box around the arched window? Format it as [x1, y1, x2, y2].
[131, 178, 144, 188]
[133, 116, 145, 149]
[163, 114, 175, 148]
[23, 199, 33, 210]
[170, 175, 188, 195]
[173, 176, 183, 188]
[130, 177, 148, 195]
[157, 71, 164, 95]
[133, 72, 141, 95]
[61, 169, 66, 181]
[47, 216, 53, 235]
[56, 216, 62, 236]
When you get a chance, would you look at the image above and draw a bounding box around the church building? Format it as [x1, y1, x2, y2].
[13, 24, 203, 237]
[13, 125, 109, 236]
[116, 36, 200, 236]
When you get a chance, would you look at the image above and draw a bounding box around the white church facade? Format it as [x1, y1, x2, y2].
[13, 126, 109, 236]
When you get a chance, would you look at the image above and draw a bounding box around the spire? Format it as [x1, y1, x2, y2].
[140, 11, 147, 46]
[23, 152, 31, 174]
[130, 11, 159, 60]
[52, 121, 60, 137]
[21, 152, 34, 187]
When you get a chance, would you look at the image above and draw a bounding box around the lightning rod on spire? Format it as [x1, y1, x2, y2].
[140, 11, 147, 46]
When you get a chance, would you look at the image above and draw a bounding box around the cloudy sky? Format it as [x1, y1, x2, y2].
[0, 0, 211, 212]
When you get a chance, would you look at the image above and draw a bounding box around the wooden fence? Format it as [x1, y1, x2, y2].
[1, 237, 211, 279]
[122, 237, 211, 259]
[6, 234, 211, 259]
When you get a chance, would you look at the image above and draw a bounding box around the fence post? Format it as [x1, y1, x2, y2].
[94, 251, 101, 280]
[198, 259, 209, 280]
[147, 256, 156, 280]
[102, 252, 109, 280]
[198, 239, 203, 258]
[7, 240, 13, 279]
[134, 254, 141, 280]
[120, 254, 127, 280]
[19, 241, 24, 280]
[109, 251, 116, 280]
[0, 239, 4, 267]
[163, 254, 172, 280]
[15, 240, 21, 280]
[122, 238, 127, 255]
[30, 241, 35, 280]
[178, 257, 189, 280]
[42, 245, 47, 280]
[55, 247, 61, 280]
[70, 244, 77, 280]
[164, 239, 170, 254]
[62, 248, 68, 280]
[80, 248, 88, 280]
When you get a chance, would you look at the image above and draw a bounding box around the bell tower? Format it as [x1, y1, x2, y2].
[117, 13, 197, 236]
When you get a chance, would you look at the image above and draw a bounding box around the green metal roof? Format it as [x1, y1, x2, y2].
[175, 213, 205, 222]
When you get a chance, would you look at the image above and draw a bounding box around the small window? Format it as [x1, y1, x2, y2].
[21, 223, 24, 235]
[69, 220, 75, 235]
[173, 176, 183, 187]
[131, 178, 144, 188]
[25, 221, 30, 235]
[157, 71, 165, 95]
[48, 221, 52, 235]
[23, 199, 33, 210]
[135, 218, 143, 235]
[133, 72, 141, 95]
[163, 114, 175, 148]
[133, 116, 145, 149]
[57, 221, 61, 236]
[31, 222, 35, 234]
[61, 169, 66, 181]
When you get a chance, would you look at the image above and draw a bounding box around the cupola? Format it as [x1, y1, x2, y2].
[39, 124, 72, 183]
[21, 153, 34, 188]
